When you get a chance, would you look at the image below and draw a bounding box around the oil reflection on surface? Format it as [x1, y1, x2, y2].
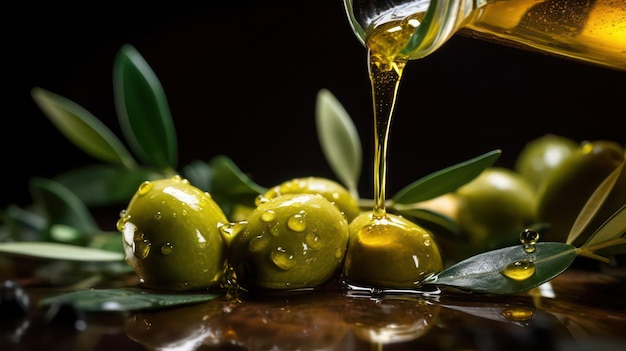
[124, 292, 441, 350]
[122, 274, 626, 351]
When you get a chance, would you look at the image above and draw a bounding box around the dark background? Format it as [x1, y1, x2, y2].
[4, 2, 626, 214]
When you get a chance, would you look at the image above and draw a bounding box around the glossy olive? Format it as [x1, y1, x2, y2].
[228, 193, 349, 291]
[514, 134, 578, 190]
[536, 140, 625, 245]
[262, 177, 361, 222]
[117, 175, 229, 291]
[343, 212, 443, 289]
[455, 167, 537, 250]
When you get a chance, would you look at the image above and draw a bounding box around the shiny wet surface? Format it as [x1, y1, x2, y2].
[1, 268, 625, 351]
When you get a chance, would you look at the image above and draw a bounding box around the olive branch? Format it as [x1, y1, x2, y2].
[1, 45, 623, 307]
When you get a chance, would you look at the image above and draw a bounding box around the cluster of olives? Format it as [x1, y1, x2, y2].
[117, 175, 443, 292]
[117, 135, 624, 292]
[431, 135, 625, 257]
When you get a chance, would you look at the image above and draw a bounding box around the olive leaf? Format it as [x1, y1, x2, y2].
[206, 155, 267, 217]
[0, 205, 47, 242]
[29, 177, 102, 244]
[114, 44, 178, 171]
[0, 242, 124, 262]
[424, 242, 577, 294]
[31, 87, 136, 169]
[54, 165, 163, 207]
[39, 288, 218, 312]
[391, 149, 501, 204]
[315, 88, 362, 199]
[581, 204, 626, 250]
[567, 162, 624, 246]
[393, 207, 461, 237]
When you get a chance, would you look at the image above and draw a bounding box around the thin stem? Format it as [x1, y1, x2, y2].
[576, 237, 626, 263]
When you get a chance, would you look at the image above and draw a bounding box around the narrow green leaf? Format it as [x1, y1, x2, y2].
[583, 204, 626, 248]
[114, 44, 177, 170]
[31, 87, 136, 169]
[394, 207, 462, 237]
[315, 89, 362, 198]
[207, 155, 267, 216]
[29, 177, 100, 244]
[392, 150, 501, 204]
[424, 242, 577, 294]
[54, 164, 163, 207]
[39, 288, 218, 312]
[1, 205, 47, 241]
[593, 243, 626, 258]
[567, 162, 624, 246]
[0, 242, 124, 261]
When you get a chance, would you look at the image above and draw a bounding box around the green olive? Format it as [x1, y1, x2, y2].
[514, 134, 578, 190]
[536, 140, 625, 245]
[117, 175, 229, 291]
[228, 193, 350, 291]
[342, 212, 443, 289]
[455, 167, 537, 250]
[263, 177, 361, 222]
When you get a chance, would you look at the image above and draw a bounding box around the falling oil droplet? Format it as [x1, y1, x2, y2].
[134, 239, 152, 259]
[287, 212, 307, 232]
[154, 211, 162, 221]
[138, 181, 153, 195]
[520, 228, 540, 253]
[502, 260, 536, 281]
[161, 242, 174, 255]
[501, 306, 534, 322]
[271, 247, 297, 270]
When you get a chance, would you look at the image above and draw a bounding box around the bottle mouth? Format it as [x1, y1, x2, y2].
[344, 0, 473, 60]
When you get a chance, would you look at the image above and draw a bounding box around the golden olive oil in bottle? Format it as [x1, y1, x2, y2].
[344, 0, 626, 70]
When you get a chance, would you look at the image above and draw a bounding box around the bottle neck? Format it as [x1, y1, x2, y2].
[345, 0, 626, 70]
[403, 0, 497, 59]
[344, 0, 497, 59]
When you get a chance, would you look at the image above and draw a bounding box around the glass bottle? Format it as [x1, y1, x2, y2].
[343, 0, 626, 71]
